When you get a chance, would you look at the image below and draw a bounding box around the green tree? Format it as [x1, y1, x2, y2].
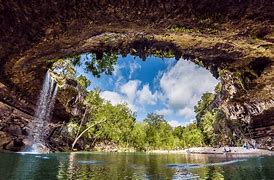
[194, 92, 215, 127]
[201, 110, 218, 145]
[130, 123, 147, 150]
[51, 58, 77, 79]
[70, 89, 136, 149]
[144, 113, 165, 128]
[173, 126, 185, 139]
[76, 75, 91, 89]
[85, 53, 118, 78]
[51, 53, 118, 81]
[181, 123, 203, 147]
[143, 113, 176, 150]
[172, 126, 185, 148]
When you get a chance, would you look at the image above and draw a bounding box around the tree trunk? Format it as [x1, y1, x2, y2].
[71, 118, 107, 149]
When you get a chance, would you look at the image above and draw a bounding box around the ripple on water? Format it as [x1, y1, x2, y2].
[34, 155, 50, 160]
[167, 159, 248, 169]
[167, 164, 200, 169]
[77, 160, 101, 165]
[172, 171, 201, 180]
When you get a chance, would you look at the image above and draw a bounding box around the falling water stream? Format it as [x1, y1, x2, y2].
[26, 71, 58, 153]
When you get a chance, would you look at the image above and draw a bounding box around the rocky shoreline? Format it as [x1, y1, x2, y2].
[149, 147, 274, 156]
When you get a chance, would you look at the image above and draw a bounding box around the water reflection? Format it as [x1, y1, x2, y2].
[0, 152, 274, 179]
[0, 153, 58, 179]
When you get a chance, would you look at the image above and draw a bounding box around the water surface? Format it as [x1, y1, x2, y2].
[0, 152, 274, 179]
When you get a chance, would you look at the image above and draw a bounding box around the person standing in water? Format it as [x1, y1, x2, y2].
[252, 139, 256, 149]
[243, 141, 249, 149]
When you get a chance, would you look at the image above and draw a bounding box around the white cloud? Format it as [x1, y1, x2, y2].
[177, 107, 195, 118]
[112, 64, 120, 77]
[159, 60, 218, 120]
[168, 119, 196, 128]
[101, 59, 218, 124]
[114, 75, 125, 90]
[111, 64, 127, 90]
[101, 79, 159, 112]
[100, 90, 136, 111]
[137, 84, 158, 105]
[168, 120, 183, 128]
[100, 80, 162, 114]
[120, 80, 140, 102]
[155, 108, 173, 116]
[129, 61, 141, 79]
[100, 91, 124, 105]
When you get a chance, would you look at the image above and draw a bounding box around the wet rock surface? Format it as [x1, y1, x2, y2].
[0, 1, 273, 151]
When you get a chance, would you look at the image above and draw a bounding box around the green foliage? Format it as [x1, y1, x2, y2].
[151, 50, 175, 59]
[143, 113, 174, 150]
[193, 83, 244, 146]
[76, 75, 91, 89]
[173, 126, 185, 139]
[51, 52, 118, 80]
[181, 123, 203, 147]
[51, 58, 77, 79]
[129, 113, 203, 150]
[67, 102, 206, 151]
[233, 71, 246, 90]
[195, 59, 205, 67]
[201, 110, 219, 145]
[66, 85, 225, 151]
[69, 89, 136, 149]
[233, 67, 259, 91]
[67, 120, 79, 137]
[167, 24, 195, 33]
[194, 92, 215, 127]
[85, 53, 118, 78]
[214, 83, 222, 93]
[144, 113, 166, 128]
[65, 54, 81, 66]
[130, 123, 147, 150]
[94, 103, 135, 145]
[194, 90, 226, 146]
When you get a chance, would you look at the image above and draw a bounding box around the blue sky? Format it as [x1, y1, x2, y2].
[76, 54, 218, 127]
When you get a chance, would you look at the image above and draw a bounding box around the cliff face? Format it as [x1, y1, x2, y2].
[0, 0, 273, 151]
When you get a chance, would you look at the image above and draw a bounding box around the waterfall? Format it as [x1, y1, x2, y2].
[27, 70, 58, 153]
